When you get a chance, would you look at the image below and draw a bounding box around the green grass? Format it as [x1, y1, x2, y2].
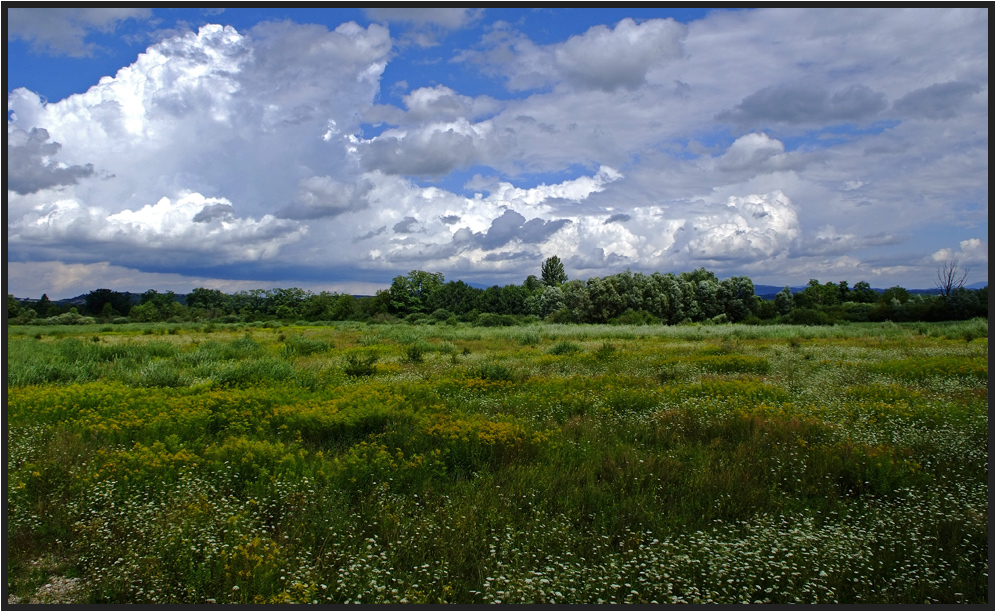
[6, 320, 989, 604]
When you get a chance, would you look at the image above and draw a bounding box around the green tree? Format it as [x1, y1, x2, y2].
[541, 256, 568, 287]
[84, 288, 133, 317]
[850, 281, 878, 304]
[774, 286, 794, 315]
[718, 276, 756, 323]
[426, 280, 481, 315]
[132, 289, 181, 322]
[389, 270, 444, 315]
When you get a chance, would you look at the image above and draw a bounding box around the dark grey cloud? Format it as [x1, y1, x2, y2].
[354, 226, 387, 242]
[7, 128, 94, 194]
[718, 84, 887, 126]
[483, 250, 536, 262]
[791, 231, 908, 257]
[440, 214, 461, 224]
[476, 210, 571, 250]
[192, 203, 235, 222]
[604, 213, 631, 224]
[360, 129, 479, 176]
[393, 216, 421, 234]
[893, 81, 983, 120]
[277, 177, 373, 220]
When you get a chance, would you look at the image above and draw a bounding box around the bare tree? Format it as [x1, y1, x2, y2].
[935, 258, 969, 297]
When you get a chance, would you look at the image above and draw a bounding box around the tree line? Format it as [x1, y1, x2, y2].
[7, 256, 987, 326]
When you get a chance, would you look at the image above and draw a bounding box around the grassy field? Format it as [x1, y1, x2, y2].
[6, 318, 989, 604]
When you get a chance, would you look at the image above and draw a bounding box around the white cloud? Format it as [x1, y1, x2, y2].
[11, 193, 307, 265]
[715, 133, 793, 173]
[7, 7, 152, 56]
[460, 18, 685, 92]
[7, 21, 389, 270]
[402, 85, 501, 122]
[6, 9, 988, 293]
[554, 18, 686, 91]
[931, 238, 988, 265]
[364, 8, 481, 29]
[681, 191, 800, 261]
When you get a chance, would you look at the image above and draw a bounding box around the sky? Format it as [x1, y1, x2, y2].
[6, 7, 990, 299]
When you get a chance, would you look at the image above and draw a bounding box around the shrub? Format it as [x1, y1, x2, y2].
[403, 343, 426, 364]
[404, 312, 431, 325]
[594, 342, 619, 360]
[467, 362, 518, 382]
[785, 308, 831, 326]
[431, 308, 454, 321]
[547, 340, 582, 355]
[476, 313, 518, 327]
[609, 309, 659, 326]
[281, 335, 333, 356]
[344, 353, 379, 377]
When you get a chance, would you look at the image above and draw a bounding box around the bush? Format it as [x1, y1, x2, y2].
[403, 344, 426, 364]
[547, 340, 582, 355]
[476, 313, 518, 327]
[593, 342, 619, 360]
[281, 335, 333, 356]
[609, 309, 659, 326]
[467, 362, 518, 382]
[404, 312, 431, 325]
[785, 308, 831, 326]
[344, 353, 379, 377]
[431, 308, 454, 321]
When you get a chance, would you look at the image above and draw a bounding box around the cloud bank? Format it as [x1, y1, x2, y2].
[6, 8, 988, 297]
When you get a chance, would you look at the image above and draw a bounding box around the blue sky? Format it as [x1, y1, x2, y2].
[7, 7, 989, 298]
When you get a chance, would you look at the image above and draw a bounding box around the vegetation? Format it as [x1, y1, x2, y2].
[8, 260, 988, 329]
[6, 318, 988, 604]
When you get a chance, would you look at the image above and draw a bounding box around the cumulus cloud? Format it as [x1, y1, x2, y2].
[7, 127, 94, 194]
[358, 119, 490, 176]
[10, 193, 307, 265]
[931, 238, 988, 265]
[460, 18, 685, 92]
[718, 84, 887, 126]
[680, 191, 800, 261]
[7, 21, 390, 271]
[554, 18, 686, 91]
[364, 8, 483, 47]
[278, 176, 374, 220]
[402, 85, 501, 123]
[893, 81, 983, 120]
[715, 132, 796, 173]
[7, 7, 152, 56]
[6, 9, 988, 293]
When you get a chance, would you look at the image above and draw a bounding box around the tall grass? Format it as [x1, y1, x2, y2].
[6, 321, 988, 604]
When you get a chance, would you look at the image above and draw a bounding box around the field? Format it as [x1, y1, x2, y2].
[6, 318, 989, 604]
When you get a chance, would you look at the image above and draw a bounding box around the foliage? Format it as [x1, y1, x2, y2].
[343, 353, 379, 377]
[541, 255, 568, 287]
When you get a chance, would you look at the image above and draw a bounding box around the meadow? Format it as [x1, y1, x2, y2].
[6, 318, 989, 604]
